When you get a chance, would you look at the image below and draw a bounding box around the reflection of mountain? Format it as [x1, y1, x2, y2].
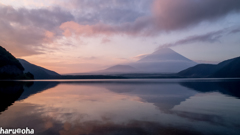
[18, 81, 60, 101]
[102, 80, 240, 129]
[0, 82, 25, 113]
[170, 80, 240, 124]
[1, 80, 240, 135]
[104, 84, 138, 93]
[103, 83, 197, 111]
[172, 92, 240, 129]
[102, 79, 240, 111]
[0, 81, 59, 113]
[180, 80, 240, 98]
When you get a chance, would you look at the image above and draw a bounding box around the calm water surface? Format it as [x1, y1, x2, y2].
[0, 79, 240, 135]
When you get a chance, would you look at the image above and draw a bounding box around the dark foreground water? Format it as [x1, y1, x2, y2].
[0, 79, 240, 135]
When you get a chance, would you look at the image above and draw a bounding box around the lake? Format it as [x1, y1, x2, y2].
[0, 79, 240, 135]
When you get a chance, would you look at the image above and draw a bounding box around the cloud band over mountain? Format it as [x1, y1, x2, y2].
[158, 27, 240, 49]
[1, 0, 240, 57]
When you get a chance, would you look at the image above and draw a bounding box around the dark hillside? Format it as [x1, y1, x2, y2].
[0, 46, 24, 71]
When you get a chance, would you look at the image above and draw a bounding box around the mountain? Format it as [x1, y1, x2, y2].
[130, 48, 197, 73]
[97, 65, 138, 74]
[18, 59, 61, 79]
[95, 48, 196, 74]
[139, 48, 194, 62]
[178, 64, 216, 77]
[178, 56, 240, 78]
[0, 46, 24, 74]
[0, 46, 34, 79]
[211, 56, 240, 77]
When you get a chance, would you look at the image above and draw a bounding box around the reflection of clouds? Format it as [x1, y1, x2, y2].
[171, 92, 240, 135]
[172, 111, 225, 126]
[173, 92, 240, 125]
[1, 81, 240, 135]
[0, 102, 58, 134]
[0, 101, 236, 135]
[22, 84, 165, 124]
[58, 120, 202, 135]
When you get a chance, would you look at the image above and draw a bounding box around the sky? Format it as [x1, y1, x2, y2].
[0, 0, 240, 74]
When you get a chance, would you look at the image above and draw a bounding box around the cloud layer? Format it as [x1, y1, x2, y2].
[158, 27, 240, 49]
[153, 0, 240, 31]
[1, 0, 240, 57]
[60, 0, 240, 37]
[0, 4, 74, 56]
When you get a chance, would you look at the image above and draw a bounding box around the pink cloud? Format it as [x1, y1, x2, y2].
[43, 31, 56, 43]
[59, 17, 155, 37]
[45, 31, 55, 38]
[60, 21, 96, 36]
[133, 54, 148, 60]
[101, 38, 111, 44]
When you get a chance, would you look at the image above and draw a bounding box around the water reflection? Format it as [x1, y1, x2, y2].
[102, 82, 197, 111]
[180, 80, 240, 98]
[0, 79, 240, 135]
[18, 81, 59, 101]
[0, 81, 26, 113]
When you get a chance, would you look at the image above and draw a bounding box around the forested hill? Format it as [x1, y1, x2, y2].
[178, 56, 240, 78]
[0, 46, 33, 79]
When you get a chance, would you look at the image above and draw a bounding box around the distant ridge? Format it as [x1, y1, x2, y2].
[18, 59, 60, 79]
[87, 65, 139, 74]
[103, 65, 137, 73]
[178, 56, 240, 78]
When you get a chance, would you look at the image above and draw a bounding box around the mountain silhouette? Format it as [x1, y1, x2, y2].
[130, 48, 197, 73]
[98, 48, 196, 74]
[18, 59, 61, 79]
[179, 56, 240, 78]
[0, 46, 33, 79]
[138, 48, 194, 62]
[211, 56, 240, 77]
